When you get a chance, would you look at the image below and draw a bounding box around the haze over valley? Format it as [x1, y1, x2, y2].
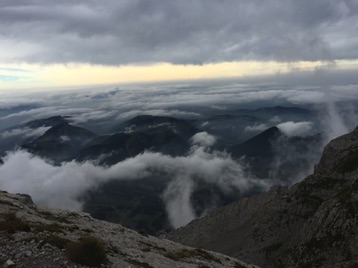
[0, 79, 357, 233]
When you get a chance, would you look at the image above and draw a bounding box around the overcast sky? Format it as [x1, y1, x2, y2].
[1, 0, 358, 89]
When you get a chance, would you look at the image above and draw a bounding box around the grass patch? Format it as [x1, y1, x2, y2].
[42, 235, 71, 249]
[138, 229, 149, 237]
[152, 244, 167, 252]
[38, 210, 72, 223]
[0, 213, 31, 233]
[263, 243, 282, 257]
[34, 223, 64, 233]
[165, 248, 221, 263]
[126, 259, 154, 268]
[81, 228, 93, 233]
[196, 248, 221, 263]
[65, 236, 107, 267]
[165, 249, 196, 261]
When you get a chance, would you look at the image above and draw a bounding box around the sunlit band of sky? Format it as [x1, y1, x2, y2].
[1, 59, 358, 91]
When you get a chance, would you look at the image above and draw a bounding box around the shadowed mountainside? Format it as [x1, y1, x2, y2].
[166, 127, 358, 268]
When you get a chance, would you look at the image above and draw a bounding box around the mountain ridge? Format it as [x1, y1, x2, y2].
[166, 126, 358, 267]
[0, 190, 258, 268]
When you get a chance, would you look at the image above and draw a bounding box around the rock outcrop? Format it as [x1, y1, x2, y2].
[166, 127, 358, 267]
[0, 191, 258, 268]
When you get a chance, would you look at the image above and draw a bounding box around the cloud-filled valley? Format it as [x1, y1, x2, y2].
[0, 79, 357, 232]
[0, 141, 265, 229]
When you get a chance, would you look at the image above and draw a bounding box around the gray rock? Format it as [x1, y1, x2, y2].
[23, 251, 32, 257]
[4, 259, 15, 267]
[0, 188, 256, 268]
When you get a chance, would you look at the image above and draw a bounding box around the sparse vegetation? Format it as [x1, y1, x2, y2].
[165, 248, 221, 263]
[152, 244, 167, 252]
[65, 236, 107, 267]
[0, 213, 31, 233]
[195, 248, 222, 263]
[38, 210, 72, 223]
[126, 259, 154, 268]
[263, 243, 282, 257]
[165, 249, 196, 261]
[138, 229, 149, 237]
[42, 235, 71, 249]
[81, 227, 93, 233]
[34, 223, 64, 233]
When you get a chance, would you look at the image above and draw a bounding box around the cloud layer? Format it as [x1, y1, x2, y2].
[0, 1, 357, 65]
[1, 80, 358, 137]
[277, 121, 313, 137]
[0, 142, 266, 228]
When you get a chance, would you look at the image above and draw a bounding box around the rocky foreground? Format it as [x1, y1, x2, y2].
[166, 127, 358, 267]
[0, 191, 258, 268]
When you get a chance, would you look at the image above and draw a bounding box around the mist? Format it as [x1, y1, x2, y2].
[323, 94, 349, 141]
[0, 134, 267, 228]
[277, 121, 313, 137]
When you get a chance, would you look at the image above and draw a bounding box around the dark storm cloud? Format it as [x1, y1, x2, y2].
[1, 0, 358, 64]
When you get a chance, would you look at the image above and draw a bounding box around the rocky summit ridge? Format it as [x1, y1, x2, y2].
[166, 127, 358, 268]
[0, 191, 257, 268]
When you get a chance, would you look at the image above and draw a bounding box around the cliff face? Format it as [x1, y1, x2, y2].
[0, 191, 258, 268]
[166, 127, 358, 268]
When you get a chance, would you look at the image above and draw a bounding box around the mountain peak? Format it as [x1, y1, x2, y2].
[314, 127, 358, 175]
[43, 123, 95, 138]
[24, 116, 70, 129]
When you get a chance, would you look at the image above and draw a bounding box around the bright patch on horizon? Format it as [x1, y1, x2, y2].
[1, 60, 358, 91]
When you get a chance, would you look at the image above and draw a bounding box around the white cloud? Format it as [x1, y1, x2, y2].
[190, 132, 216, 147]
[201, 121, 209, 127]
[0, 126, 51, 139]
[277, 121, 313, 137]
[60, 136, 70, 142]
[269, 116, 281, 124]
[0, 147, 266, 228]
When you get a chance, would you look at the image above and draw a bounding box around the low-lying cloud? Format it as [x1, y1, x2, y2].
[0, 143, 267, 228]
[277, 121, 313, 137]
[191, 132, 216, 147]
[0, 126, 51, 139]
[245, 123, 269, 132]
[1, 81, 357, 135]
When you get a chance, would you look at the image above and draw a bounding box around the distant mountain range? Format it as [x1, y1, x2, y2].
[1, 112, 356, 267]
[194, 106, 318, 144]
[0, 107, 324, 235]
[229, 126, 323, 180]
[22, 122, 96, 163]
